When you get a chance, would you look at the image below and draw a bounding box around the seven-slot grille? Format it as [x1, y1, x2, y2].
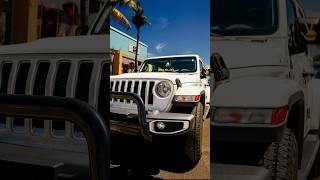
[0, 57, 108, 143]
[110, 79, 156, 109]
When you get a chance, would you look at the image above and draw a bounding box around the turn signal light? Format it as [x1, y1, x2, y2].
[174, 95, 201, 102]
[271, 106, 288, 124]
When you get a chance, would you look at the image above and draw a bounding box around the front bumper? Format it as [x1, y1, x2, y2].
[110, 112, 194, 135]
[110, 92, 194, 141]
[211, 121, 286, 143]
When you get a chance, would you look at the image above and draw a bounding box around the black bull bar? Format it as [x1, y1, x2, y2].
[110, 91, 152, 141]
[0, 95, 110, 180]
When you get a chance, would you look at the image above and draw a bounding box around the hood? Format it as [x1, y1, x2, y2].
[111, 72, 200, 84]
[212, 76, 301, 107]
[0, 35, 109, 55]
[212, 37, 286, 69]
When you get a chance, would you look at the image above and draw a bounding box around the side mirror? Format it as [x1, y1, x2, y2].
[75, 25, 90, 36]
[298, 18, 320, 44]
[201, 68, 209, 79]
[210, 53, 230, 82]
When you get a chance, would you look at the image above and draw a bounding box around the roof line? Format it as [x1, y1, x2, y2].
[110, 26, 148, 47]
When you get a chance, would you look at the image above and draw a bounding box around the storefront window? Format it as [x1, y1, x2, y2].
[38, 0, 81, 38]
[0, 12, 6, 45]
[0, 0, 105, 45]
[38, 0, 105, 38]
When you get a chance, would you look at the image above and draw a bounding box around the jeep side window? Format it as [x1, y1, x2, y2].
[286, 0, 306, 54]
[200, 60, 206, 78]
[287, 0, 297, 53]
[91, 3, 109, 34]
[200, 60, 204, 72]
[298, 9, 304, 19]
[212, 53, 230, 82]
[286, 0, 296, 29]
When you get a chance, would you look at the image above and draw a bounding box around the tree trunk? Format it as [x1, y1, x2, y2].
[134, 29, 140, 72]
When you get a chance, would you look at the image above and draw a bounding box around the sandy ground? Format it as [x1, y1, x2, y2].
[1, 119, 211, 179]
[154, 119, 210, 180]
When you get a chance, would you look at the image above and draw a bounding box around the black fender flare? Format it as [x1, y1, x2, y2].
[287, 90, 304, 167]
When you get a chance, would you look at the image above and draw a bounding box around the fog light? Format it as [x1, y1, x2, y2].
[157, 122, 166, 130]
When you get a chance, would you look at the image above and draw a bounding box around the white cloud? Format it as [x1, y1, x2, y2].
[155, 43, 167, 52]
[182, 51, 195, 54]
[148, 52, 156, 57]
[159, 18, 169, 29]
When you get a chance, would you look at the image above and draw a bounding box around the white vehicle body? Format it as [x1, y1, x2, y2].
[211, 0, 320, 179]
[110, 54, 210, 135]
[212, 0, 320, 134]
[0, 2, 110, 178]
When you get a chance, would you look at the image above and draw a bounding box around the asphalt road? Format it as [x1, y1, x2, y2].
[154, 118, 210, 180]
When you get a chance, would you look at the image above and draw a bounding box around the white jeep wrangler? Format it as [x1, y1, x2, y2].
[211, 0, 320, 179]
[110, 54, 210, 168]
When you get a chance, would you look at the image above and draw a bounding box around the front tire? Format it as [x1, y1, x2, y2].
[152, 103, 204, 172]
[260, 128, 298, 180]
[183, 102, 203, 168]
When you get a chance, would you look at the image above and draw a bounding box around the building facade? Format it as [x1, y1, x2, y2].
[0, 1, 148, 75]
[0, 0, 105, 45]
[110, 26, 148, 75]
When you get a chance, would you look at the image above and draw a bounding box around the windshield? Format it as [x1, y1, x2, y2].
[92, 3, 109, 34]
[140, 57, 197, 73]
[211, 0, 278, 36]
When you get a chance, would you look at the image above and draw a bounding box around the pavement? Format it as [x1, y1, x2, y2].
[1, 118, 211, 179]
[154, 118, 210, 180]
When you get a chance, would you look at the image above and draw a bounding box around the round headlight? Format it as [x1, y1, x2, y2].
[155, 81, 172, 98]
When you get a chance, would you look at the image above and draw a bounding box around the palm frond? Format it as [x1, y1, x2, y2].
[131, 13, 150, 29]
[110, 8, 131, 30]
[120, 0, 138, 10]
[142, 16, 151, 25]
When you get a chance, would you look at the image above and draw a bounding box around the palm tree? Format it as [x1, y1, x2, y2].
[131, 1, 150, 72]
[108, 0, 149, 72]
[108, 0, 137, 30]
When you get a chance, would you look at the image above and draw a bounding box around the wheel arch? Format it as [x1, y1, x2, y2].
[287, 90, 305, 168]
[200, 92, 206, 105]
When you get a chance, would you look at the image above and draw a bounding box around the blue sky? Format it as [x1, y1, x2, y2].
[111, 0, 210, 65]
[300, 0, 320, 13]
